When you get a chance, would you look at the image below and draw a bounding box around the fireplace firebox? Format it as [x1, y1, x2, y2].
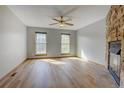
[108, 41, 121, 86]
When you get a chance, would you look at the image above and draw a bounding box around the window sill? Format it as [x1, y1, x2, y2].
[61, 53, 70, 55]
[35, 54, 47, 56]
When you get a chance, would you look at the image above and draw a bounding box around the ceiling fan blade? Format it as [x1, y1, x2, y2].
[49, 23, 58, 25]
[65, 23, 74, 26]
[64, 18, 72, 22]
[52, 18, 60, 22]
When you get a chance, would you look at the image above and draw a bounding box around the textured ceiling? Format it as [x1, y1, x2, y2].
[7, 5, 110, 30]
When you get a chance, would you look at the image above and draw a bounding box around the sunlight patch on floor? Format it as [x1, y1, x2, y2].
[40, 59, 66, 65]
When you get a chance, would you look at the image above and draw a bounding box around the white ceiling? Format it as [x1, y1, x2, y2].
[7, 5, 110, 30]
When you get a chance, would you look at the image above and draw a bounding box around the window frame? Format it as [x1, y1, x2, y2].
[35, 32, 47, 56]
[61, 33, 71, 55]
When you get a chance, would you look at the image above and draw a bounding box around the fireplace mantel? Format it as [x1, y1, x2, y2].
[106, 5, 124, 87]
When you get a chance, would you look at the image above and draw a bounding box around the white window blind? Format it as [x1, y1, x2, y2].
[61, 34, 70, 54]
[36, 32, 47, 55]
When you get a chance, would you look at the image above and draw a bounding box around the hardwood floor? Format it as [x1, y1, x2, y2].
[0, 57, 117, 88]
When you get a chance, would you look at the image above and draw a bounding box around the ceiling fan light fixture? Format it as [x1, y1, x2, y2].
[59, 24, 64, 27]
[50, 16, 73, 27]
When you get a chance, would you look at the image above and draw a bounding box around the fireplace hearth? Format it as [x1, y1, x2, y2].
[108, 41, 121, 86]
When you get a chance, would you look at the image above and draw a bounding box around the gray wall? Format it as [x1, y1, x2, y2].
[77, 19, 106, 65]
[0, 6, 27, 79]
[27, 27, 77, 58]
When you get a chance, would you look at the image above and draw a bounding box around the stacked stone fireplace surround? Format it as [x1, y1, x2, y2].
[106, 5, 124, 87]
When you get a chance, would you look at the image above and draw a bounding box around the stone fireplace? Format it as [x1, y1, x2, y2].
[106, 5, 124, 87]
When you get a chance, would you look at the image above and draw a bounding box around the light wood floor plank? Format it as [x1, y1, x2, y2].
[0, 57, 117, 88]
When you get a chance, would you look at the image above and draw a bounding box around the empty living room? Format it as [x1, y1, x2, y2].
[0, 1, 124, 89]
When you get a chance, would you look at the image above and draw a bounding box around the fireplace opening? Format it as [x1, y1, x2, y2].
[108, 41, 121, 86]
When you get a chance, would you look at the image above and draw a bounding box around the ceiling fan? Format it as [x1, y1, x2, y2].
[49, 16, 74, 27]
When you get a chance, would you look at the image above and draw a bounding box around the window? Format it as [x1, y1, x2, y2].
[35, 32, 47, 55]
[61, 34, 70, 54]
